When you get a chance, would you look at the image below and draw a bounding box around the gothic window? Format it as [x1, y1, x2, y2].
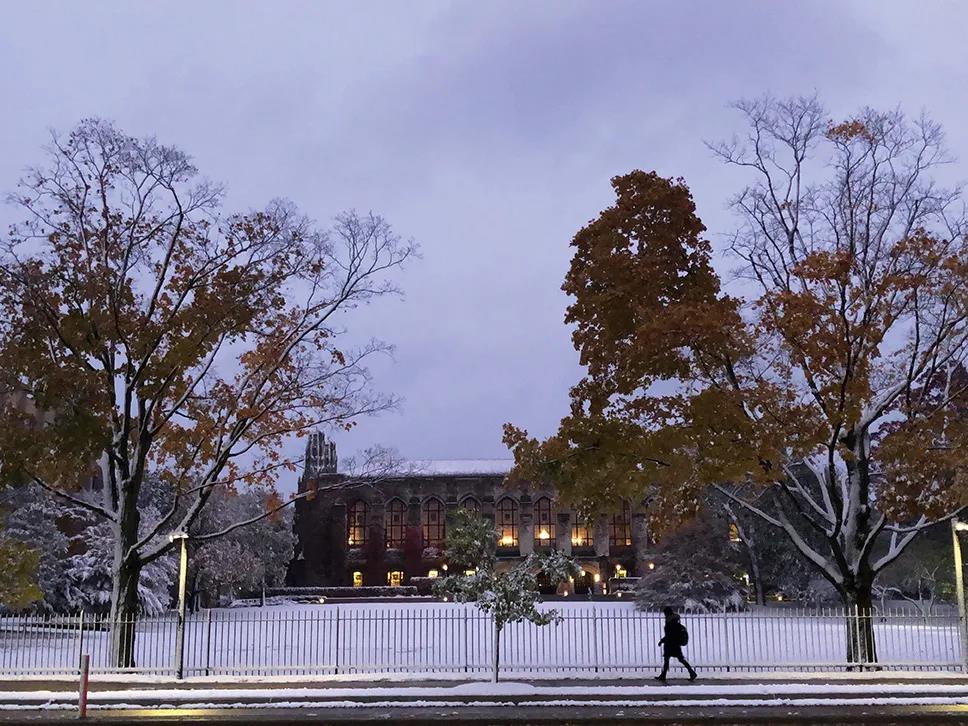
[347, 500, 367, 547]
[496, 497, 519, 548]
[460, 496, 481, 513]
[572, 514, 593, 548]
[533, 497, 555, 547]
[422, 498, 446, 547]
[385, 498, 407, 548]
[609, 501, 633, 547]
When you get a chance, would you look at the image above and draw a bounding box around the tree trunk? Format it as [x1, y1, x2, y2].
[748, 556, 765, 607]
[844, 583, 878, 668]
[111, 556, 142, 669]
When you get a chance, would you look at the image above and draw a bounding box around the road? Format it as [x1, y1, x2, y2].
[3, 704, 968, 725]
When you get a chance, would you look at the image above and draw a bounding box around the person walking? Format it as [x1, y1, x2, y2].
[655, 606, 697, 681]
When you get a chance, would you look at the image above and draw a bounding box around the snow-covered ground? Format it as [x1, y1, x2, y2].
[0, 601, 962, 677]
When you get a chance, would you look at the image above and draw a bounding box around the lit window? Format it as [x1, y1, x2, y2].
[422, 498, 446, 547]
[572, 516, 593, 548]
[428, 569, 439, 578]
[534, 497, 555, 548]
[496, 498, 519, 548]
[347, 501, 367, 547]
[614, 564, 628, 578]
[609, 502, 632, 547]
[385, 499, 406, 548]
[352, 571, 363, 587]
[387, 570, 404, 587]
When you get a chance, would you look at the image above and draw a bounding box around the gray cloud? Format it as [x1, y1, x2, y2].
[2, 1, 967, 486]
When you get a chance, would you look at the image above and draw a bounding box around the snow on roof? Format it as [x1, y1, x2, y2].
[400, 459, 515, 477]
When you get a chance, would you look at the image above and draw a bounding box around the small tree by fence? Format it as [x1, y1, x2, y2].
[433, 509, 580, 681]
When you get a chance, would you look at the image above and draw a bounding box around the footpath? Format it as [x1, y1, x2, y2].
[1, 671, 968, 718]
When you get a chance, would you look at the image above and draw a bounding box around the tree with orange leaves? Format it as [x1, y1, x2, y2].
[505, 96, 968, 664]
[0, 119, 414, 665]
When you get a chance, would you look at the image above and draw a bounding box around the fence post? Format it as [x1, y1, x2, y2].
[591, 607, 600, 674]
[76, 612, 85, 671]
[334, 608, 340, 675]
[204, 609, 213, 677]
[492, 618, 500, 683]
[724, 610, 732, 673]
[463, 606, 469, 674]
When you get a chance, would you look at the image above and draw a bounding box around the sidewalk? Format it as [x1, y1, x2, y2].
[3, 671, 968, 714]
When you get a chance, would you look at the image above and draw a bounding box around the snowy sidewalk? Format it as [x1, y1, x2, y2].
[3, 672, 968, 713]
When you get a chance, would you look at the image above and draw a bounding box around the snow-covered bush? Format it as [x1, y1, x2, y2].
[1, 485, 175, 614]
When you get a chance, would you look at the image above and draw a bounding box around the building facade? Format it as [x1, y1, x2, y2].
[290, 434, 654, 593]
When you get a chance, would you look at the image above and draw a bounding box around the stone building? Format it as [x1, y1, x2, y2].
[290, 433, 653, 594]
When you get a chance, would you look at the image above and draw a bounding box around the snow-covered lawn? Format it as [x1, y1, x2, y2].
[0, 601, 962, 677]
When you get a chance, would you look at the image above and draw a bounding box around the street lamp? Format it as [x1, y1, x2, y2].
[951, 520, 967, 667]
[169, 531, 189, 679]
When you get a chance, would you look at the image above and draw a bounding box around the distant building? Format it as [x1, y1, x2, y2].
[289, 433, 653, 594]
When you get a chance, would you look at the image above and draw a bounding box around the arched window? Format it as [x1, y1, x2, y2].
[609, 501, 632, 547]
[496, 498, 519, 548]
[385, 499, 407, 548]
[422, 498, 446, 547]
[460, 496, 481, 513]
[533, 497, 555, 548]
[572, 514, 593, 548]
[347, 500, 367, 547]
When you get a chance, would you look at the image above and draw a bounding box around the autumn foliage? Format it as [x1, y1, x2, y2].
[505, 97, 968, 662]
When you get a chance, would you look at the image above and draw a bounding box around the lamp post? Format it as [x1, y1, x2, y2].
[169, 531, 189, 679]
[951, 520, 968, 667]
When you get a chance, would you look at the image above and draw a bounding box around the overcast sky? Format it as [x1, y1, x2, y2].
[2, 2, 967, 483]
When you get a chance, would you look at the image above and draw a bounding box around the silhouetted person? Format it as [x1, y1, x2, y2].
[655, 606, 697, 681]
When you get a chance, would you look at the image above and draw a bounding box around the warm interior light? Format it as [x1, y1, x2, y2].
[500, 535, 514, 546]
[538, 529, 550, 540]
[465, 569, 476, 576]
[347, 537, 354, 545]
[593, 573, 601, 583]
[428, 569, 439, 578]
[648, 562, 656, 570]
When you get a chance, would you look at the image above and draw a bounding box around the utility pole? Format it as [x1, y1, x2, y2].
[951, 520, 967, 669]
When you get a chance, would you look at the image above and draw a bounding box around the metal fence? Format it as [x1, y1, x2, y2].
[0, 605, 963, 678]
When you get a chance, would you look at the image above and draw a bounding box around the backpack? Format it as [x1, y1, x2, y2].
[674, 621, 689, 646]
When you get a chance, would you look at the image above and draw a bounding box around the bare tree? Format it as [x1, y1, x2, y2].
[0, 119, 415, 665]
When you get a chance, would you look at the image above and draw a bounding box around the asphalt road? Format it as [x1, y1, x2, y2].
[3, 705, 968, 725]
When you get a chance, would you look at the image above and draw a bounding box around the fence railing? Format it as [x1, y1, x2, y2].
[0, 604, 964, 678]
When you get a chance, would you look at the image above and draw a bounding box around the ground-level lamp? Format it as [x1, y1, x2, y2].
[952, 520, 968, 666]
[169, 531, 189, 679]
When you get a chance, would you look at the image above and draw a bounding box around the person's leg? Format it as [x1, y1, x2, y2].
[655, 655, 670, 679]
[677, 655, 697, 679]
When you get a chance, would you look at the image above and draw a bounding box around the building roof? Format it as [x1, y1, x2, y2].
[402, 459, 515, 477]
